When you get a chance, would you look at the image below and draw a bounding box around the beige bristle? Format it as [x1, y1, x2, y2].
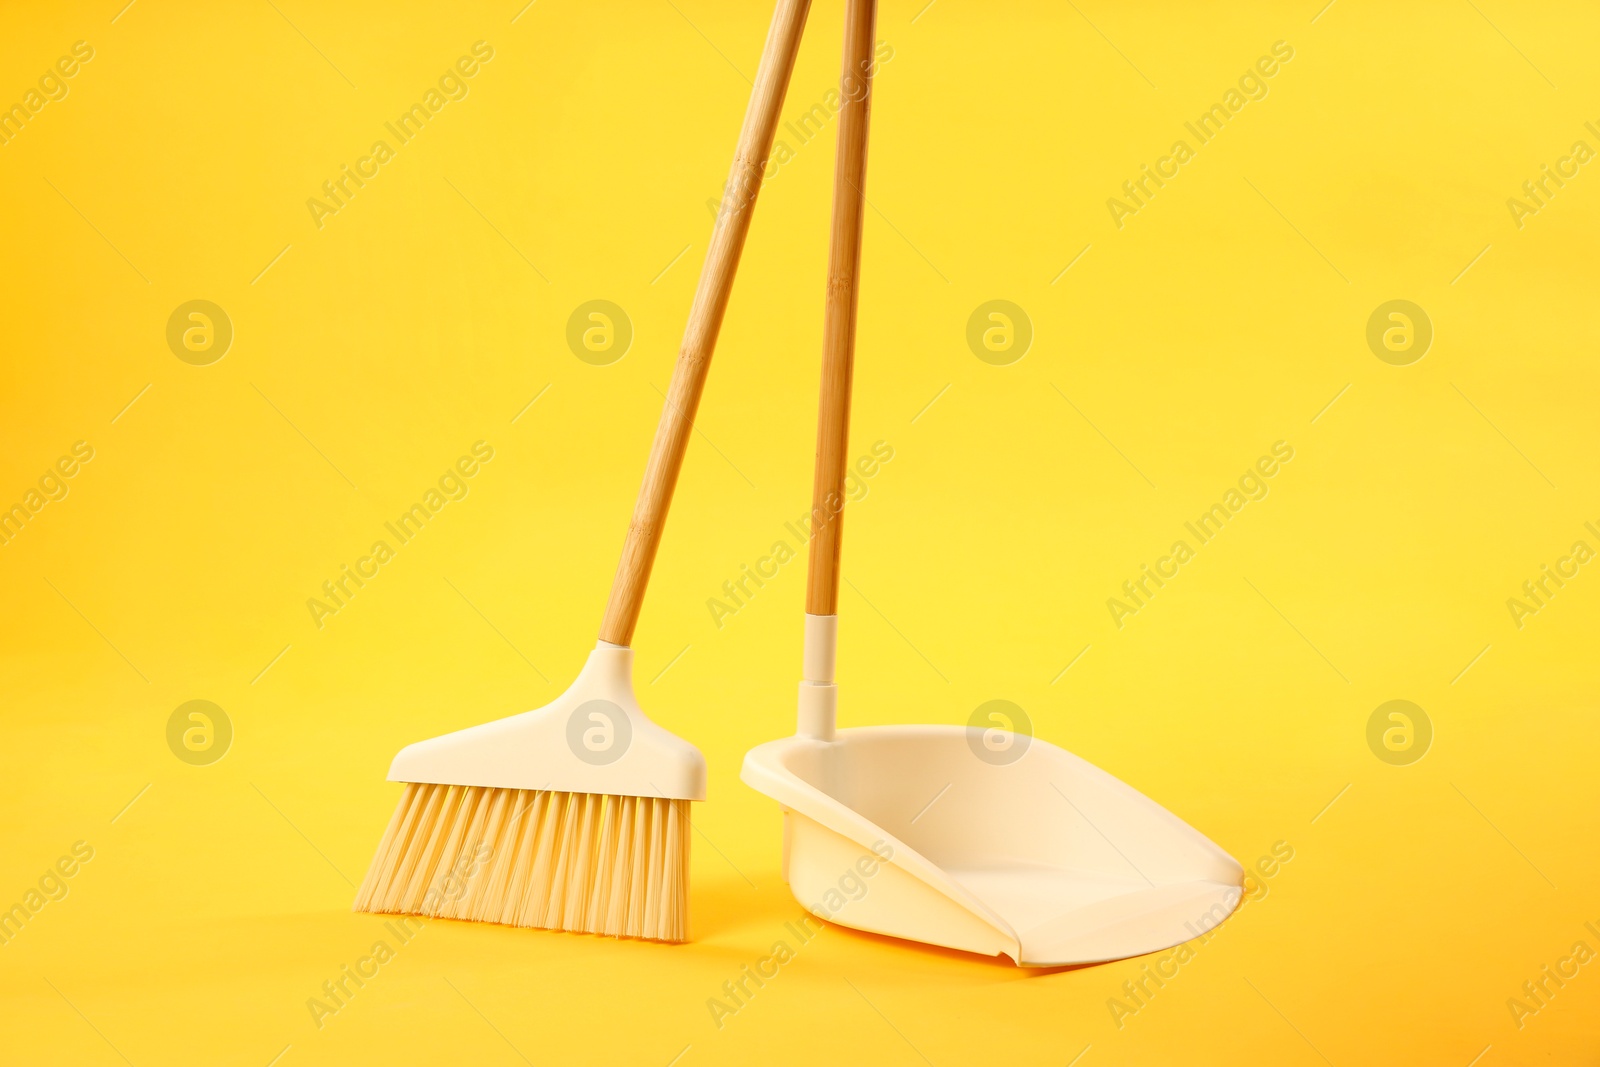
[354, 785, 691, 943]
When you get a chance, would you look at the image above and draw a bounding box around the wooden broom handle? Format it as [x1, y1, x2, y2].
[599, 0, 814, 646]
[804, 0, 877, 617]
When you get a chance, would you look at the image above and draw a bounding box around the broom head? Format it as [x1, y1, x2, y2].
[355, 643, 705, 942]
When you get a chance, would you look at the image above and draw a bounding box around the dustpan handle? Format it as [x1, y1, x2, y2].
[805, 0, 878, 617]
[599, 0, 814, 647]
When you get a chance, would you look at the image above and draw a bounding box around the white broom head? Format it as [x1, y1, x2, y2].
[355, 643, 703, 941]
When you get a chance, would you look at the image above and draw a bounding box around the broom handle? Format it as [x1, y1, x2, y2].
[599, 0, 814, 647]
[804, 0, 877, 617]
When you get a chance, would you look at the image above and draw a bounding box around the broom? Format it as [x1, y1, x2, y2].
[354, 0, 815, 942]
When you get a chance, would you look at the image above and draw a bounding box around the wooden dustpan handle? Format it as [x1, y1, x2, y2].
[805, 0, 878, 617]
[600, 0, 814, 646]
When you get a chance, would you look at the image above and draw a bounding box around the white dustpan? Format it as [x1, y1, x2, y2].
[740, 0, 1244, 966]
[743, 708, 1245, 966]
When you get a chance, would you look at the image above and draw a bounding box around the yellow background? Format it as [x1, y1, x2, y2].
[2, 0, 1597, 1063]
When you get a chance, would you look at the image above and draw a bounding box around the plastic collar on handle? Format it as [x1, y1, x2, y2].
[797, 613, 838, 740]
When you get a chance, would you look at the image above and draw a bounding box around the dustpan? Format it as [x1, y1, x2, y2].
[740, 0, 1245, 966]
[743, 719, 1246, 966]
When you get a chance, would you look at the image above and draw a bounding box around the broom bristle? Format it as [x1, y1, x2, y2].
[354, 782, 690, 942]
